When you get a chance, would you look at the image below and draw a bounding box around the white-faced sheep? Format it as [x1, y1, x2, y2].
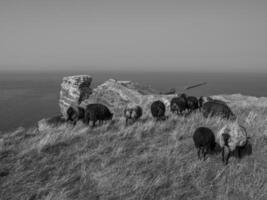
[124, 104, 143, 125]
[193, 127, 216, 160]
[217, 122, 249, 164]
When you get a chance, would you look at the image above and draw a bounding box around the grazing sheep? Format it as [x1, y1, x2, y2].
[84, 103, 113, 127]
[198, 96, 213, 108]
[124, 105, 143, 125]
[198, 96, 227, 108]
[217, 123, 248, 164]
[202, 101, 236, 120]
[187, 96, 199, 112]
[170, 94, 188, 116]
[193, 127, 216, 160]
[66, 105, 85, 125]
[151, 100, 166, 120]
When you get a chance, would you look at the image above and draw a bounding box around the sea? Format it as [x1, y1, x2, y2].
[0, 70, 267, 132]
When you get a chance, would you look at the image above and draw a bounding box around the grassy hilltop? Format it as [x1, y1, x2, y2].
[0, 95, 267, 200]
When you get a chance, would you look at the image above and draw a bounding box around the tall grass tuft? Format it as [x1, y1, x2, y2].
[0, 104, 266, 200]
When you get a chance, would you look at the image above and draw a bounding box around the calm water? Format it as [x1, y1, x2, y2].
[0, 70, 267, 132]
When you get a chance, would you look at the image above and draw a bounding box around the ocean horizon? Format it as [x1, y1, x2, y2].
[0, 70, 267, 132]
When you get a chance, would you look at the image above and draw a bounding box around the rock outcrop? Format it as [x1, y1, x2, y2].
[80, 78, 176, 117]
[38, 115, 66, 132]
[59, 75, 92, 118]
[58, 75, 178, 118]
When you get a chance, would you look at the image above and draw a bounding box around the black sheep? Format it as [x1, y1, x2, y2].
[221, 133, 231, 164]
[66, 105, 85, 125]
[187, 96, 199, 111]
[202, 101, 236, 120]
[151, 100, 166, 120]
[193, 127, 216, 160]
[170, 95, 188, 116]
[124, 105, 143, 125]
[84, 103, 113, 127]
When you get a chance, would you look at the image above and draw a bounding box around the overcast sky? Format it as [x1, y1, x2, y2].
[0, 0, 266, 72]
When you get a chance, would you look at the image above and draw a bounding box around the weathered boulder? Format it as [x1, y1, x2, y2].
[59, 75, 92, 118]
[38, 115, 66, 132]
[38, 119, 50, 132]
[81, 79, 175, 117]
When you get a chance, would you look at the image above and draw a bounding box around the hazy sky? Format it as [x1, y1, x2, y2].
[0, 0, 266, 72]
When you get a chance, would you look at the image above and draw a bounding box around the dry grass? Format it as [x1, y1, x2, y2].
[0, 104, 266, 200]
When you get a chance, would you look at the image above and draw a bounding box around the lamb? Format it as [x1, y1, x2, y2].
[217, 123, 249, 164]
[193, 127, 216, 160]
[124, 104, 143, 125]
[84, 103, 113, 127]
[151, 100, 166, 120]
[66, 105, 85, 125]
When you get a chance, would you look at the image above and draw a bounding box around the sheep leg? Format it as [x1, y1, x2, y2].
[223, 146, 230, 165]
[197, 148, 201, 159]
[69, 115, 76, 125]
[72, 115, 79, 126]
[225, 152, 230, 165]
[66, 116, 71, 123]
[237, 147, 242, 159]
[199, 147, 205, 160]
[84, 112, 90, 124]
[92, 120, 96, 127]
[203, 148, 207, 160]
[222, 147, 225, 163]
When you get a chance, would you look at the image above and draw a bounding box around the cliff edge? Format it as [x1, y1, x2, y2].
[0, 75, 266, 200]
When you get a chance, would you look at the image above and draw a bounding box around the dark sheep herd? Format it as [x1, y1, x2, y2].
[66, 93, 250, 165]
[67, 103, 113, 127]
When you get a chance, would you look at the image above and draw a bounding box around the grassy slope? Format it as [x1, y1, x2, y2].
[0, 98, 267, 200]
